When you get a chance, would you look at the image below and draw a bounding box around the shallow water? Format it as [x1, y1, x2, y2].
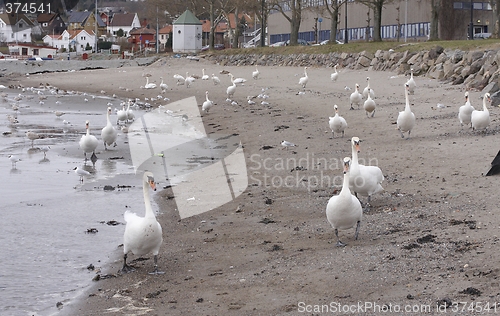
[0, 87, 248, 315]
[0, 91, 150, 316]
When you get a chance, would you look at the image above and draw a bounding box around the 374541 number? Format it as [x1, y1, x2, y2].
[5, 2, 51, 14]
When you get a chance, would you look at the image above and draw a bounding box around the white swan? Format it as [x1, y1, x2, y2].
[26, 130, 40, 147]
[144, 76, 157, 89]
[330, 64, 339, 82]
[349, 137, 384, 210]
[122, 171, 163, 275]
[406, 68, 416, 94]
[159, 77, 168, 92]
[201, 69, 209, 80]
[227, 75, 237, 99]
[328, 104, 347, 138]
[458, 91, 474, 128]
[79, 120, 98, 160]
[101, 107, 117, 150]
[326, 157, 362, 247]
[362, 77, 375, 99]
[185, 72, 196, 88]
[299, 67, 308, 89]
[126, 101, 135, 122]
[363, 88, 376, 117]
[471, 93, 491, 131]
[397, 83, 416, 139]
[173, 73, 185, 85]
[252, 66, 260, 80]
[202, 91, 213, 113]
[212, 74, 220, 85]
[116, 105, 128, 125]
[349, 84, 363, 110]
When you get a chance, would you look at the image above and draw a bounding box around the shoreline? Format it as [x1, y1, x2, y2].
[8, 56, 500, 315]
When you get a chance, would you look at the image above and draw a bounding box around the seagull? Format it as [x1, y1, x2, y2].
[8, 155, 21, 168]
[26, 131, 40, 147]
[281, 140, 297, 150]
[73, 166, 90, 182]
[40, 145, 50, 158]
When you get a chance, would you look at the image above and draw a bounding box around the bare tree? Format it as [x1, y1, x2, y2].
[323, 0, 341, 44]
[356, 0, 394, 42]
[428, 0, 441, 40]
[269, 0, 304, 45]
[490, 0, 500, 38]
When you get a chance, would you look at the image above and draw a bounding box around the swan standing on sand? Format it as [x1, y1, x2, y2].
[363, 88, 376, 117]
[226, 75, 237, 100]
[173, 73, 185, 85]
[202, 91, 213, 113]
[159, 77, 168, 92]
[79, 120, 98, 160]
[252, 66, 260, 80]
[101, 107, 117, 150]
[406, 68, 416, 94]
[185, 72, 196, 88]
[299, 67, 309, 89]
[212, 74, 220, 85]
[458, 91, 474, 128]
[326, 157, 362, 247]
[328, 104, 347, 138]
[116, 105, 128, 125]
[126, 101, 135, 122]
[397, 83, 416, 139]
[330, 64, 339, 82]
[349, 84, 363, 110]
[201, 69, 209, 80]
[362, 77, 375, 99]
[471, 93, 491, 131]
[349, 137, 384, 210]
[122, 171, 164, 275]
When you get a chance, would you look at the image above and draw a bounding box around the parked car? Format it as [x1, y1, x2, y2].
[201, 44, 225, 51]
[473, 32, 491, 39]
[285, 39, 310, 46]
[270, 41, 286, 47]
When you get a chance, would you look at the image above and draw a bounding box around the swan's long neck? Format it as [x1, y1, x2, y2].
[304, 68, 308, 77]
[106, 111, 111, 125]
[206, 93, 210, 102]
[146, 77, 149, 85]
[340, 172, 350, 196]
[483, 97, 489, 112]
[405, 88, 411, 112]
[351, 146, 359, 166]
[86, 125, 90, 136]
[143, 177, 155, 218]
[126, 102, 131, 111]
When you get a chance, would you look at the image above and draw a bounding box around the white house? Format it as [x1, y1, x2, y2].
[107, 13, 140, 38]
[173, 10, 202, 53]
[43, 29, 96, 54]
[8, 43, 57, 58]
[0, 13, 34, 43]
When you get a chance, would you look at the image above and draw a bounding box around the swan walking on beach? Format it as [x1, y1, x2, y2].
[328, 104, 347, 138]
[101, 107, 117, 150]
[349, 84, 363, 110]
[201, 69, 209, 80]
[362, 77, 375, 99]
[458, 91, 474, 128]
[159, 77, 168, 92]
[330, 64, 339, 82]
[252, 66, 260, 80]
[471, 93, 491, 131]
[363, 88, 376, 117]
[326, 157, 362, 247]
[202, 91, 214, 113]
[349, 137, 384, 211]
[226, 75, 237, 100]
[212, 74, 220, 85]
[116, 105, 128, 125]
[79, 120, 98, 161]
[299, 67, 309, 89]
[397, 83, 416, 139]
[122, 171, 164, 275]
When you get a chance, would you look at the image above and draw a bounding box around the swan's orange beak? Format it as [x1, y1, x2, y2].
[149, 180, 156, 191]
[355, 143, 360, 153]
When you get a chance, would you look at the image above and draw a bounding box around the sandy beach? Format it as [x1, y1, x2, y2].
[4, 55, 500, 315]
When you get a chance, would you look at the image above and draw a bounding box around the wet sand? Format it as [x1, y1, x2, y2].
[5, 56, 500, 315]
